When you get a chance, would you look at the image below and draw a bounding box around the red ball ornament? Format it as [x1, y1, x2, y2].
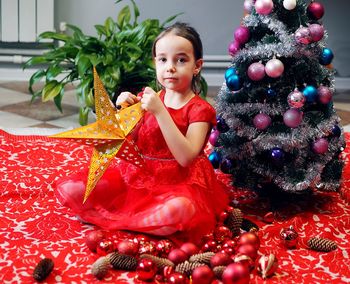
[210, 252, 232, 268]
[237, 232, 260, 251]
[214, 226, 233, 242]
[136, 258, 157, 282]
[218, 211, 229, 223]
[257, 253, 278, 279]
[168, 248, 189, 265]
[222, 262, 250, 284]
[167, 272, 188, 284]
[180, 242, 199, 256]
[117, 239, 139, 256]
[236, 244, 258, 261]
[201, 240, 218, 252]
[156, 239, 174, 257]
[307, 1, 325, 20]
[96, 239, 115, 256]
[163, 265, 175, 279]
[312, 138, 329, 154]
[138, 242, 156, 255]
[233, 254, 255, 271]
[85, 230, 105, 252]
[280, 225, 299, 249]
[192, 265, 215, 284]
[253, 113, 271, 131]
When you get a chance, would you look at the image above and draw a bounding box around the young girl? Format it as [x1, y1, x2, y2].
[55, 22, 229, 244]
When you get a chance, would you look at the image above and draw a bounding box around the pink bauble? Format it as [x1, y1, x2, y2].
[283, 109, 303, 128]
[265, 58, 284, 78]
[308, 23, 324, 42]
[312, 138, 329, 154]
[192, 265, 215, 284]
[317, 86, 333, 104]
[244, 0, 254, 14]
[222, 263, 250, 284]
[209, 130, 220, 146]
[307, 1, 325, 20]
[247, 62, 265, 81]
[295, 26, 312, 44]
[234, 26, 250, 45]
[255, 0, 274, 15]
[287, 89, 305, 108]
[228, 41, 240, 56]
[253, 113, 271, 130]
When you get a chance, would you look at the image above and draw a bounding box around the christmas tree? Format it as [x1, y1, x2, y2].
[211, 0, 346, 194]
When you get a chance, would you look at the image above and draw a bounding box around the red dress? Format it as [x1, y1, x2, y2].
[55, 91, 229, 244]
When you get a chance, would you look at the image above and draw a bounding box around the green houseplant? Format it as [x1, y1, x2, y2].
[24, 0, 182, 125]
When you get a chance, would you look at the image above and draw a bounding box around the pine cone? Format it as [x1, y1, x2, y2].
[224, 208, 243, 236]
[307, 237, 337, 252]
[241, 218, 259, 232]
[108, 252, 138, 271]
[213, 265, 226, 279]
[189, 252, 215, 264]
[175, 261, 206, 276]
[33, 258, 54, 282]
[91, 256, 110, 280]
[140, 254, 175, 269]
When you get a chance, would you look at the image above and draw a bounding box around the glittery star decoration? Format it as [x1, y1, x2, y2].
[50, 67, 144, 202]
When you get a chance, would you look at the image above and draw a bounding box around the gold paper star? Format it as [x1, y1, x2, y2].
[51, 67, 144, 202]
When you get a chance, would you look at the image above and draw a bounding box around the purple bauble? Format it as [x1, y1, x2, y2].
[307, 1, 325, 20]
[332, 125, 341, 137]
[265, 58, 284, 78]
[228, 40, 240, 56]
[220, 158, 235, 174]
[295, 26, 312, 44]
[270, 147, 285, 167]
[255, 0, 274, 15]
[209, 130, 220, 146]
[287, 89, 305, 108]
[283, 109, 303, 128]
[317, 86, 333, 104]
[312, 138, 329, 154]
[234, 26, 250, 45]
[217, 117, 230, 133]
[247, 62, 265, 81]
[244, 0, 254, 13]
[253, 113, 272, 130]
[308, 23, 324, 42]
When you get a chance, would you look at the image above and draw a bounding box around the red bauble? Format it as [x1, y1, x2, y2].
[307, 1, 324, 20]
[138, 242, 156, 255]
[167, 272, 188, 284]
[192, 265, 215, 284]
[214, 226, 233, 243]
[180, 242, 199, 256]
[136, 258, 157, 281]
[210, 252, 232, 268]
[168, 248, 189, 265]
[233, 254, 255, 271]
[218, 211, 229, 223]
[201, 240, 218, 252]
[280, 226, 299, 249]
[156, 239, 174, 257]
[85, 230, 105, 252]
[236, 244, 258, 261]
[222, 262, 250, 284]
[163, 265, 175, 279]
[96, 239, 114, 256]
[117, 239, 139, 256]
[237, 232, 260, 251]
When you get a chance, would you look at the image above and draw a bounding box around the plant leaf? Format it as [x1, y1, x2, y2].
[28, 69, 46, 94]
[42, 80, 63, 102]
[79, 106, 90, 126]
[46, 65, 64, 81]
[161, 13, 183, 27]
[38, 31, 70, 42]
[53, 88, 64, 112]
[117, 5, 131, 29]
[76, 54, 92, 77]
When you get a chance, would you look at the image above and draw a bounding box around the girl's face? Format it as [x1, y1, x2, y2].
[154, 34, 202, 94]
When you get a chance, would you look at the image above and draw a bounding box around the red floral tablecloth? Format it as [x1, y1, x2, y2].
[0, 129, 349, 283]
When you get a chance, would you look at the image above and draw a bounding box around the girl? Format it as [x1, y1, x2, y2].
[55, 22, 229, 244]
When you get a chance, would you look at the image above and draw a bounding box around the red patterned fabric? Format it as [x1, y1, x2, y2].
[0, 129, 349, 283]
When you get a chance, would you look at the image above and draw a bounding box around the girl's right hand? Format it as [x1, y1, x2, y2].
[116, 92, 140, 106]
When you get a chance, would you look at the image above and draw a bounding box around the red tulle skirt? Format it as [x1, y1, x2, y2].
[55, 155, 229, 244]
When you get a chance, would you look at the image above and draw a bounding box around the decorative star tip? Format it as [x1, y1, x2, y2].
[50, 67, 145, 203]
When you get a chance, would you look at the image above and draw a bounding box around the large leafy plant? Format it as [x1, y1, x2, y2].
[24, 0, 180, 125]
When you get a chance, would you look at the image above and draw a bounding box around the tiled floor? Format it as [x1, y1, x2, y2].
[0, 82, 349, 133]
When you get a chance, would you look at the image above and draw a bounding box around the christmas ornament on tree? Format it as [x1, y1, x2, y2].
[287, 89, 306, 108]
[320, 48, 334, 65]
[253, 113, 272, 130]
[312, 138, 329, 154]
[265, 58, 284, 78]
[308, 23, 324, 42]
[234, 26, 250, 45]
[295, 26, 312, 45]
[317, 86, 333, 104]
[248, 62, 265, 81]
[255, 0, 274, 15]
[307, 1, 325, 20]
[283, 0, 296, 10]
[283, 108, 303, 128]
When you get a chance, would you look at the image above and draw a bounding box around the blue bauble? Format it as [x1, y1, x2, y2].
[225, 67, 237, 80]
[208, 151, 222, 169]
[269, 147, 285, 167]
[220, 158, 235, 174]
[303, 85, 318, 103]
[332, 124, 341, 137]
[226, 74, 241, 91]
[216, 117, 230, 133]
[266, 88, 277, 97]
[319, 48, 334, 65]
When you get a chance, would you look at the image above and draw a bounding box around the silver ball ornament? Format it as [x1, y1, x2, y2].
[265, 58, 284, 78]
[287, 89, 305, 108]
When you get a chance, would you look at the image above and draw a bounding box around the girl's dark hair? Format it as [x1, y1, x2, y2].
[152, 22, 203, 94]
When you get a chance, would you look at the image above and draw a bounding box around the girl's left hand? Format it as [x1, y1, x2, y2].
[141, 87, 164, 115]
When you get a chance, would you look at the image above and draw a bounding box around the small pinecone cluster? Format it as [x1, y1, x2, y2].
[140, 254, 175, 269]
[307, 237, 337, 252]
[224, 208, 243, 236]
[32, 258, 54, 282]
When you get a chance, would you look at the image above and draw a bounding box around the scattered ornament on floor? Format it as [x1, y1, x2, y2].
[32, 258, 54, 282]
[237, 232, 260, 251]
[280, 226, 299, 249]
[307, 237, 337, 252]
[91, 256, 111, 280]
[257, 253, 278, 279]
[263, 211, 274, 223]
[192, 265, 215, 284]
[140, 254, 175, 269]
[222, 262, 250, 284]
[96, 239, 115, 256]
[116, 239, 139, 256]
[85, 230, 105, 252]
[136, 258, 158, 281]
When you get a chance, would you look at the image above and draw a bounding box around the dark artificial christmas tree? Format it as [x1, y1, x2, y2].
[211, 0, 346, 195]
